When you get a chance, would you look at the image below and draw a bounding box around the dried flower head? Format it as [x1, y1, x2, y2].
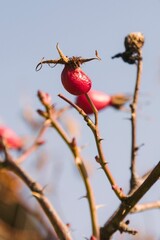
[124, 32, 145, 51]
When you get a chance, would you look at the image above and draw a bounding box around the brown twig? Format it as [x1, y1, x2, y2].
[58, 94, 126, 200]
[119, 221, 137, 235]
[100, 161, 160, 239]
[130, 49, 143, 189]
[51, 119, 99, 238]
[131, 201, 160, 213]
[0, 149, 72, 240]
[37, 97, 99, 239]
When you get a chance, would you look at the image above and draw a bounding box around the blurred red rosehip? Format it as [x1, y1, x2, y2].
[75, 90, 111, 114]
[0, 125, 23, 151]
[75, 90, 130, 114]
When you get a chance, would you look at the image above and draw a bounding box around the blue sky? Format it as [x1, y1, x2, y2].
[1, 1, 160, 239]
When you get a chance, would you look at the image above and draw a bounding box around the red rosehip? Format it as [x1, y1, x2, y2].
[75, 90, 130, 114]
[36, 44, 100, 96]
[0, 125, 23, 151]
[61, 65, 92, 95]
[75, 90, 112, 114]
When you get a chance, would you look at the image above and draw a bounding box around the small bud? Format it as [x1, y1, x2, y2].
[71, 137, 77, 147]
[95, 155, 100, 163]
[66, 223, 71, 228]
[37, 90, 52, 107]
[37, 109, 48, 118]
[36, 140, 46, 146]
[125, 219, 130, 225]
[112, 184, 118, 191]
[124, 32, 145, 51]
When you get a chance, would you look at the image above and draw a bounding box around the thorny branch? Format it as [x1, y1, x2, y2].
[37, 91, 100, 239]
[1, 33, 159, 240]
[58, 94, 126, 201]
[130, 49, 143, 189]
[59, 93, 160, 239]
[100, 161, 160, 239]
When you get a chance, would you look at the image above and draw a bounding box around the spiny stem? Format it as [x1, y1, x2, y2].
[45, 105, 100, 239]
[58, 94, 126, 200]
[91, 124, 126, 200]
[100, 161, 160, 239]
[58, 94, 95, 130]
[130, 49, 143, 189]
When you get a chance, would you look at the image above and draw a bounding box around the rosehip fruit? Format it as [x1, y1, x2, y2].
[75, 90, 130, 114]
[61, 65, 92, 95]
[75, 90, 111, 114]
[0, 125, 23, 150]
[36, 44, 100, 95]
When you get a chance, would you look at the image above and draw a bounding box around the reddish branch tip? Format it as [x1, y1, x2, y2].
[37, 90, 52, 107]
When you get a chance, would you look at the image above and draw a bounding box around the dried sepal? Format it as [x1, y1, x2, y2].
[111, 94, 130, 109]
[112, 32, 144, 64]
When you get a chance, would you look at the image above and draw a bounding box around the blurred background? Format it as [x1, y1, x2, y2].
[0, 1, 160, 239]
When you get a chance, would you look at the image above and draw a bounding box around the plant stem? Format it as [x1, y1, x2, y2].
[58, 94, 126, 200]
[46, 107, 100, 239]
[100, 161, 160, 239]
[92, 127, 126, 200]
[131, 201, 160, 213]
[130, 49, 143, 189]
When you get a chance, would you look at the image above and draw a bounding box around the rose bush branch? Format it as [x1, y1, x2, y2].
[112, 33, 145, 190]
[0, 146, 72, 240]
[58, 93, 126, 200]
[37, 90, 100, 239]
[130, 48, 143, 189]
[100, 161, 160, 239]
[131, 201, 160, 213]
[35, 37, 160, 239]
